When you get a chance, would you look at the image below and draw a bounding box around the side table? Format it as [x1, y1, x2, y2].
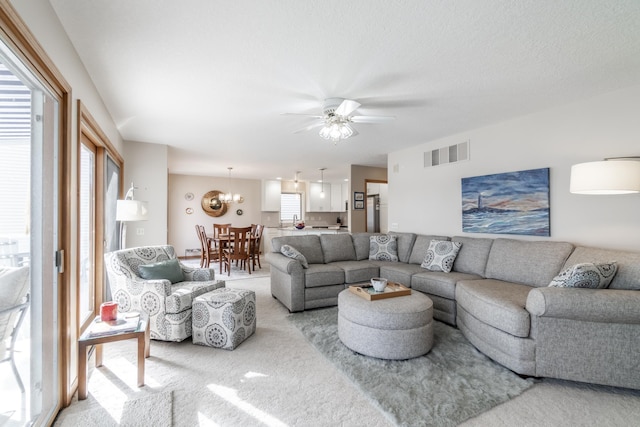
[78, 313, 150, 400]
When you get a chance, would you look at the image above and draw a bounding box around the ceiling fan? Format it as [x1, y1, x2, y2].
[285, 98, 395, 143]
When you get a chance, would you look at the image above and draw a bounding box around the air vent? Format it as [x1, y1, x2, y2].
[424, 140, 469, 167]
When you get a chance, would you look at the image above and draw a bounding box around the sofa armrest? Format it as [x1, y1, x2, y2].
[265, 252, 304, 274]
[526, 287, 640, 323]
[180, 264, 216, 281]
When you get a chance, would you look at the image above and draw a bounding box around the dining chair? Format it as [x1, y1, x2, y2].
[195, 225, 216, 267]
[250, 224, 264, 270]
[212, 223, 231, 262]
[221, 226, 252, 276]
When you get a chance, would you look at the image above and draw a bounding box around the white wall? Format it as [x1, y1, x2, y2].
[388, 85, 640, 252]
[122, 141, 168, 248]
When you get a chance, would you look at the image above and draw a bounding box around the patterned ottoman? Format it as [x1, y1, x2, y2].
[192, 288, 256, 350]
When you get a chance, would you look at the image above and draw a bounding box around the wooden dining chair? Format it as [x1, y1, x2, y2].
[221, 226, 252, 276]
[195, 225, 216, 267]
[250, 224, 264, 270]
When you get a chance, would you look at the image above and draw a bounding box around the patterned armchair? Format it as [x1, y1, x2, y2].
[105, 245, 225, 342]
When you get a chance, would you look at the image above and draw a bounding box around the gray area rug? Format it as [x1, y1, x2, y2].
[288, 307, 534, 427]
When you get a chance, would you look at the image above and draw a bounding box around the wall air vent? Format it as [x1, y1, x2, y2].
[424, 140, 469, 168]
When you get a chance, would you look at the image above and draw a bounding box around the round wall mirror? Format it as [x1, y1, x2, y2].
[201, 190, 228, 217]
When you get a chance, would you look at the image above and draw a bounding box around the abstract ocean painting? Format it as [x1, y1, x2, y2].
[461, 168, 550, 236]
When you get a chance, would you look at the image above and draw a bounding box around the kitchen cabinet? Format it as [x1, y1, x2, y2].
[307, 182, 330, 212]
[262, 179, 281, 211]
[330, 183, 347, 212]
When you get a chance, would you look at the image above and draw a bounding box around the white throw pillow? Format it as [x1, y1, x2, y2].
[280, 244, 309, 268]
[421, 240, 462, 273]
[369, 235, 399, 262]
[548, 262, 617, 289]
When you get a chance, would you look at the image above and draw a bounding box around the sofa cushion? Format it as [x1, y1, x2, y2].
[549, 262, 618, 289]
[138, 258, 184, 284]
[280, 244, 309, 268]
[369, 235, 399, 262]
[352, 233, 378, 260]
[456, 279, 533, 338]
[484, 239, 574, 287]
[389, 232, 417, 263]
[304, 264, 345, 288]
[332, 260, 379, 284]
[451, 236, 494, 276]
[379, 263, 424, 287]
[421, 240, 461, 273]
[411, 271, 482, 300]
[320, 234, 357, 263]
[271, 235, 324, 264]
[408, 234, 450, 265]
[562, 246, 640, 291]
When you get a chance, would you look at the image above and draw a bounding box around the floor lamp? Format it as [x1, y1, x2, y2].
[116, 182, 149, 250]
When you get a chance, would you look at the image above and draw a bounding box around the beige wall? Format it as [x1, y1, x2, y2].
[388, 85, 640, 252]
[168, 174, 262, 256]
[349, 165, 388, 233]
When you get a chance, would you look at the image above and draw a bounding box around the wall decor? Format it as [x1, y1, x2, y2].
[236, 209, 243, 216]
[461, 167, 550, 236]
[201, 190, 228, 217]
[184, 192, 194, 201]
[185, 207, 194, 215]
[354, 191, 364, 201]
[354, 200, 365, 210]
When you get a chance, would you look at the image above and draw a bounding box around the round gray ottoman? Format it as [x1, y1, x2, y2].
[338, 289, 433, 360]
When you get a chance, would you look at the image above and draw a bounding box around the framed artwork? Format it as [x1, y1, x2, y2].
[354, 192, 364, 210]
[461, 167, 550, 236]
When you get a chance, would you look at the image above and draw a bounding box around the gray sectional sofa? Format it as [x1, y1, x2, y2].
[265, 232, 640, 390]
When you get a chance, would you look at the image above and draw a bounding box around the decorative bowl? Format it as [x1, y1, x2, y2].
[294, 222, 305, 230]
[370, 277, 388, 292]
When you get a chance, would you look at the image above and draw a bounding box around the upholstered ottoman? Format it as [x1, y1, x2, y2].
[338, 289, 433, 360]
[192, 288, 256, 350]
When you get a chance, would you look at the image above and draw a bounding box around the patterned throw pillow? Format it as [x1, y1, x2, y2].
[369, 235, 399, 262]
[421, 240, 462, 273]
[549, 262, 618, 289]
[281, 244, 309, 268]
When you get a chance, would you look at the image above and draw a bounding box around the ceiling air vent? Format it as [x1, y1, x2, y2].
[424, 140, 469, 168]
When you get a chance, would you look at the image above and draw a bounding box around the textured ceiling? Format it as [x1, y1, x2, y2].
[50, 0, 640, 183]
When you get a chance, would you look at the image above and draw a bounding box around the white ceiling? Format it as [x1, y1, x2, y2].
[50, 0, 640, 183]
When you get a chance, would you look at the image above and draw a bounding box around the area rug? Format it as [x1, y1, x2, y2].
[56, 390, 173, 427]
[288, 307, 534, 427]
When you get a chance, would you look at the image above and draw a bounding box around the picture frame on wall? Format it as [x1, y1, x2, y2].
[354, 192, 365, 209]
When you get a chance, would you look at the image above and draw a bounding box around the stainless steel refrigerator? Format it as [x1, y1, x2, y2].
[367, 195, 380, 232]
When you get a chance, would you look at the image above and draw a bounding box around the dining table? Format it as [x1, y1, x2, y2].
[207, 233, 259, 271]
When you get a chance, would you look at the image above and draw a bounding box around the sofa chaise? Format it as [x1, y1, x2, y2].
[265, 232, 640, 390]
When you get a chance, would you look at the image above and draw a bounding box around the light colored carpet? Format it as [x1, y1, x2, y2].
[54, 276, 640, 426]
[288, 307, 533, 426]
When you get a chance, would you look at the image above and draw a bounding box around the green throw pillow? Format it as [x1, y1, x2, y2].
[138, 258, 184, 284]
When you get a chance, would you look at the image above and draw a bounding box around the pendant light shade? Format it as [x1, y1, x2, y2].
[570, 159, 640, 195]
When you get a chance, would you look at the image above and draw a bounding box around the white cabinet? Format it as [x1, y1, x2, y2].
[262, 180, 281, 211]
[330, 183, 347, 212]
[307, 182, 330, 211]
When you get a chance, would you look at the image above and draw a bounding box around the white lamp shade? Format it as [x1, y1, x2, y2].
[116, 199, 149, 221]
[570, 160, 640, 195]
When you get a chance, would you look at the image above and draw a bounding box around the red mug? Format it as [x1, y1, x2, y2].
[100, 302, 118, 321]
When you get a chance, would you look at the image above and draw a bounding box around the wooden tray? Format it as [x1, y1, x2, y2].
[348, 282, 411, 301]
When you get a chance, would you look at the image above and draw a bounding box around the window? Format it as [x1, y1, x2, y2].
[280, 193, 301, 222]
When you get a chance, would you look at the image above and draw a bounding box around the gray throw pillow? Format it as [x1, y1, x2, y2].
[138, 258, 184, 284]
[281, 244, 309, 268]
[369, 235, 399, 262]
[421, 240, 462, 273]
[549, 262, 618, 289]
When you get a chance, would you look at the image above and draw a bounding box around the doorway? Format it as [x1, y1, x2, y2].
[366, 181, 388, 233]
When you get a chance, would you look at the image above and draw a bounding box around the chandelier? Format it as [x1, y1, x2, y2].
[318, 115, 354, 143]
[222, 167, 242, 203]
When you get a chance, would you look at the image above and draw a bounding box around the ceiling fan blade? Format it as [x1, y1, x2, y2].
[293, 121, 325, 134]
[335, 99, 361, 117]
[350, 115, 396, 124]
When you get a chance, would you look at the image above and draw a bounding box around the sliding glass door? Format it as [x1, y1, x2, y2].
[0, 42, 60, 425]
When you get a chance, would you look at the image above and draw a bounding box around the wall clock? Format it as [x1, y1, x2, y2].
[201, 190, 228, 217]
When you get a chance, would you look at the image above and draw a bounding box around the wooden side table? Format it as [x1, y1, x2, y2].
[78, 313, 150, 400]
